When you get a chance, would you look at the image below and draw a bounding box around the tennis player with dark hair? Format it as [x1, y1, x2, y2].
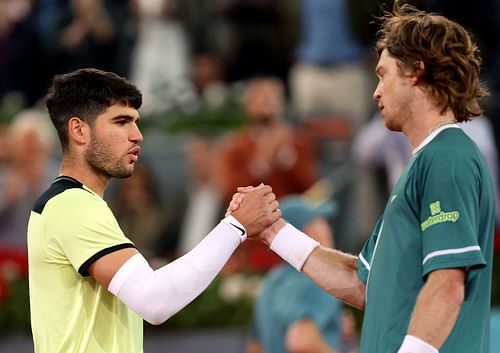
[27, 67, 281, 353]
[230, 4, 495, 353]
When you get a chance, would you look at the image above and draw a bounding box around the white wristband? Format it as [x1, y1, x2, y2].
[270, 223, 319, 271]
[397, 335, 438, 353]
[221, 215, 247, 242]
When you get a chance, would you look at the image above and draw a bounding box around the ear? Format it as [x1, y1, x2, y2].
[68, 117, 90, 146]
[409, 61, 425, 85]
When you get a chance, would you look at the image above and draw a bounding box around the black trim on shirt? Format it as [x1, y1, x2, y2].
[32, 176, 89, 214]
[78, 243, 136, 276]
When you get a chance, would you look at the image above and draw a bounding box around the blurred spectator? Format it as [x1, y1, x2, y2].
[109, 162, 167, 260]
[0, 125, 9, 168]
[247, 194, 348, 353]
[492, 308, 500, 352]
[215, 77, 318, 271]
[352, 114, 412, 192]
[174, 136, 224, 255]
[339, 309, 359, 353]
[39, 0, 136, 77]
[215, 76, 318, 204]
[217, 0, 295, 83]
[191, 51, 228, 106]
[0, 0, 52, 105]
[129, 0, 194, 115]
[0, 108, 57, 249]
[289, 0, 375, 128]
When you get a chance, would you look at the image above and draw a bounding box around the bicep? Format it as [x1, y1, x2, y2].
[88, 247, 139, 289]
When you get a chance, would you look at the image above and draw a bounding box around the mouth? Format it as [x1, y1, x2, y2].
[128, 146, 141, 162]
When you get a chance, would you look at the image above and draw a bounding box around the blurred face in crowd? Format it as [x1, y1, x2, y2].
[243, 79, 284, 125]
[85, 103, 143, 178]
[186, 137, 214, 184]
[8, 113, 54, 168]
[9, 127, 44, 166]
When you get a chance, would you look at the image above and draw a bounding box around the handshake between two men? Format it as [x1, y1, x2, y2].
[224, 184, 320, 272]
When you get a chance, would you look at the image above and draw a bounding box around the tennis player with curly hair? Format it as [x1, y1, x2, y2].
[231, 3, 495, 353]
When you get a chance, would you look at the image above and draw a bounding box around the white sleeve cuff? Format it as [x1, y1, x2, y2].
[397, 335, 439, 353]
[270, 223, 319, 271]
[221, 215, 247, 242]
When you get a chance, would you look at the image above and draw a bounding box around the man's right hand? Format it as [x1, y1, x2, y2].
[230, 184, 281, 237]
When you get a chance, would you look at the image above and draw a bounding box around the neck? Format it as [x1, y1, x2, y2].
[60, 155, 109, 198]
[403, 106, 456, 149]
[427, 119, 456, 134]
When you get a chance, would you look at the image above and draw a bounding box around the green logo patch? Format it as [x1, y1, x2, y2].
[421, 201, 459, 231]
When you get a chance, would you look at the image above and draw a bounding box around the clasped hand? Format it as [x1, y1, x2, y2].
[226, 184, 286, 245]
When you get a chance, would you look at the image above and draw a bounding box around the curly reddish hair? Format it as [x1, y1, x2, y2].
[376, 4, 488, 122]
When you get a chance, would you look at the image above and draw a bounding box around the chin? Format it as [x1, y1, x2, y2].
[383, 117, 402, 132]
[110, 167, 134, 179]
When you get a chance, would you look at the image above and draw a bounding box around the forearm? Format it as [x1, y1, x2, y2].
[108, 219, 243, 325]
[405, 269, 465, 349]
[265, 222, 365, 309]
[303, 247, 366, 309]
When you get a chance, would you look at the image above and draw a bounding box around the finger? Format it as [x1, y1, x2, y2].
[264, 192, 277, 204]
[234, 194, 244, 206]
[230, 193, 244, 206]
[237, 186, 256, 193]
[254, 184, 272, 194]
[269, 208, 282, 223]
[227, 201, 240, 213]
[227, 195, 244, 216]
[268, 199, 280, 212]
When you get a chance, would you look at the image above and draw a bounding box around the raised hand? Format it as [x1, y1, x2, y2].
[227, 185, 287, 244]
[225, 185, 255, 217]
[230, 184, 281, 237]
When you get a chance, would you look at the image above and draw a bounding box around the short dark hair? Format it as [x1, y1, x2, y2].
[46, 68, 142, 150]
[376, 4, 488, 122]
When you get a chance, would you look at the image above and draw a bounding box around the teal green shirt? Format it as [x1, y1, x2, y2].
[357, 127, 495, 353]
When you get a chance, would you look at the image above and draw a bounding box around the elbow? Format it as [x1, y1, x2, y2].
[143, 314, 171, 326]
[142, 308, 174, 326]
[144, 316, 166, 326]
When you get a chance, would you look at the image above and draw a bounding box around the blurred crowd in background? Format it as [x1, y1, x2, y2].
[1, 0, 500, 351]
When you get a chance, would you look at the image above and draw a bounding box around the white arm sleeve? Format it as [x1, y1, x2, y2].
[108, 216, 245, 325]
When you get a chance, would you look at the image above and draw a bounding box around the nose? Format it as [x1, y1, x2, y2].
[131, 124, 144, 143]
[373, 83, 382, 101]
